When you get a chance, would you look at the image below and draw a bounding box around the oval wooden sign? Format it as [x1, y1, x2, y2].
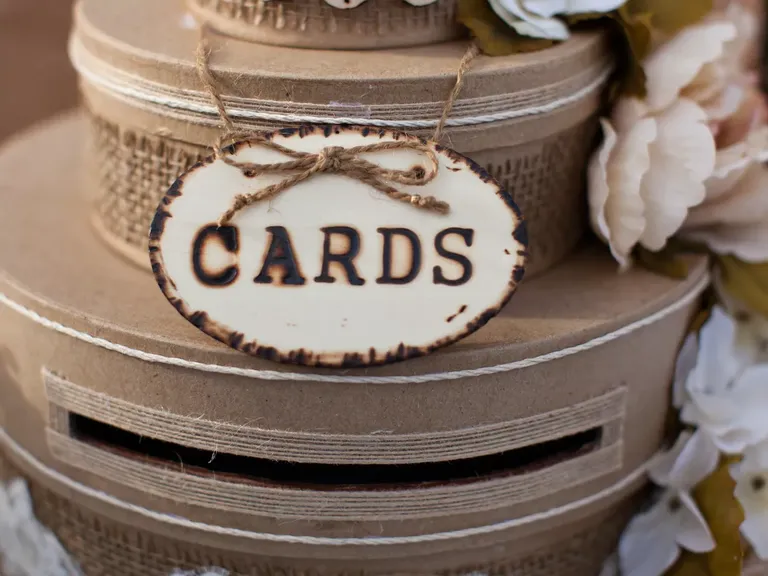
[149, 126, 527, 367]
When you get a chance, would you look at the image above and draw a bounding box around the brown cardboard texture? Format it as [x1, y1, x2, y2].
[72, 0, 612, 277]
[0, 113, 706, 574]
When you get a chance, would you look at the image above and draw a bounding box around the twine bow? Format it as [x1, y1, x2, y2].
[214, 132, 447, 226]
[196, 26, 478, 226]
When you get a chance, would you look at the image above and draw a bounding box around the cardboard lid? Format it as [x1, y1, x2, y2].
[72, 0, 611, 124]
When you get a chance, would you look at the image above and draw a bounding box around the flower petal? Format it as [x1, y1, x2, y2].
[588, 117, 656, 269]
[689, 306, 750, 394]
[638, 99, 714, 251]
[611, 97, 649, 134]
[743, 509, 768, 560]
[676, 491, 717, 553]
[687, 162, 768, 228]
[733, 455, 768, 560]
[523, 0, 626, 17]
[643, 22, 737, 112]
[673, 333, 699, 409]
[657, 430, 720, 489]
[489, 0, 570, 39]
[619, 494, 682, 576]
[684, 221, 768, 262]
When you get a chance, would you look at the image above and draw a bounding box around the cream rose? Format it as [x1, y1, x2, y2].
[589, 99, 716, 269]
[587, 7, 766, 269]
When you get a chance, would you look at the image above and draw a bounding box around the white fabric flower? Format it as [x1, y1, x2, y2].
[0, 478, 81, 576]
[588, 99, 715, 269]
[619, 431, 717, 576]
[676, 306, 768, 453]
[732, 440, 768, 559]
[487, 0, 626, 40]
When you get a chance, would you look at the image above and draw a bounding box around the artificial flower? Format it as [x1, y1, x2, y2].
[682, 126, 768, 262]
[675, 306, 768, 453]
[732, 439, 768, 559]
[641, 19, 738, 115]
[618, 431, 717, 576]
[588, 99, 715, 269]
[487, 0, 626, 40]
[647, 430, 720, 490]
[587, 4, 768, 269]
[0, 479, 81, 576]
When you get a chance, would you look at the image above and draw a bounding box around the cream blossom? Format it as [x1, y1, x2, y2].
[587, 6, 768, 269]
[618, 431, 717, 576]
[0, 479, 81, 576]
[588, 99, 715, 269]
[641, 20, 738, 115]
[487, 0, 626, 40]
[675, 306, 768, 453]
[731, 440, 768, 559]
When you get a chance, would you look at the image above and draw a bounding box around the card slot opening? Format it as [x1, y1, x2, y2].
[68, 412, 603, 489]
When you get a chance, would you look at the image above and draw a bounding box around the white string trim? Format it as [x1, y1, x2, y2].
[70, 37, 613, 129]
[0, 274, 708, 384]
[0, 426, 650, 546]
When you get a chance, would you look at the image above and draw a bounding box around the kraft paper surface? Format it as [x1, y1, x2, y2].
[0, 114, 704, 563]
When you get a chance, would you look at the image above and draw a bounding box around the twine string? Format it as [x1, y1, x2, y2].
[195, 26, 478, 225]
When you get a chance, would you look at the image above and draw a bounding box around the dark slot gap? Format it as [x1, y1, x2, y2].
[69, 413, 603, 489]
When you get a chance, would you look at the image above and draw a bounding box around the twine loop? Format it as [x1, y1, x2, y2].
[214, 134, 445, 226]
[197, 26, 478, 225]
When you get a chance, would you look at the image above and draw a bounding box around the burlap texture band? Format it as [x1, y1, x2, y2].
[70, 0, 612, 278]
[0, 113, 706, 574]
[187, 0, 463, 49]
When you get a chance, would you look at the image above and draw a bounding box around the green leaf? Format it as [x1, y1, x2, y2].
[697, 457, 745, 575]
[667, 554, 710, 576]
[715, 256, 768, 317]
[611, 7, 653, 97]
[456, 0, 553, 56]
[567, 7, 651, 98]
[666, 457, 745, 576]
[636, 245, 690, 280]
[626, 0, 714, 34]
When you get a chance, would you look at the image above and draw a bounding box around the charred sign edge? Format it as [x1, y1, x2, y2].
[148, 124, 528, 369]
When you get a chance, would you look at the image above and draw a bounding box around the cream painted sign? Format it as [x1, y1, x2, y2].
[149, 126, 527, 367]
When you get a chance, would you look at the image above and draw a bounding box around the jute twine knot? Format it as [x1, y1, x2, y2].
[213, 133, 445, 226]
[196, 26, 478, 225]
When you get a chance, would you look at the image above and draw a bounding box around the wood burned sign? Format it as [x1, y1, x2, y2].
[149, 126, 527, 367]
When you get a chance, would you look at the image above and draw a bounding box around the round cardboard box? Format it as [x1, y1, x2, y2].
[0, 112, 707, 574]
[72, 0, 613, 278]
